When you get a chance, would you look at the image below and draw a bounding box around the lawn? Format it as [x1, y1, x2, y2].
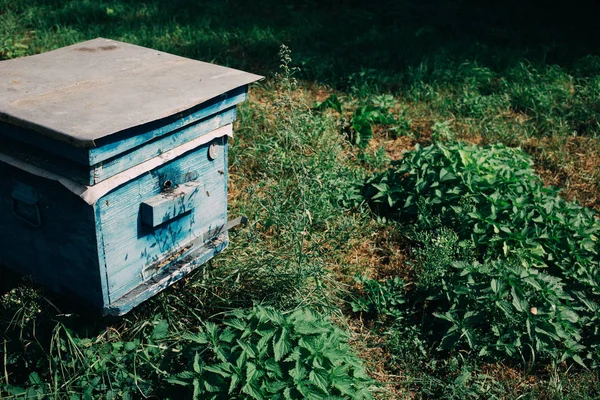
[1, 0, 600, 398]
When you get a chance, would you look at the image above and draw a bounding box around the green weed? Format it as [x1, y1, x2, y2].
[363, 139, 600, 367]
[315, 94, 399, 148]
[167, 305, 374, 399]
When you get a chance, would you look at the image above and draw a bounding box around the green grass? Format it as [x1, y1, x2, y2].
[2, 0, 600, 398]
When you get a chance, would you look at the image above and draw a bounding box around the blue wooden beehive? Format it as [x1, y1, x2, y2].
[0, 38, 262, 315]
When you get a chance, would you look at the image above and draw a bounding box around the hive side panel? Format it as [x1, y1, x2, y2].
[92, 108, 236, 184]
[0, 162, 103, 306]
[90, 87, 247, 163]
[0, 134, 92, 185]
[0, 121, 90, 163]
[97, 136, 229, 303]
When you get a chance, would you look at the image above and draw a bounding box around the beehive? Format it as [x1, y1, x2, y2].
[0, 38, 262, 315]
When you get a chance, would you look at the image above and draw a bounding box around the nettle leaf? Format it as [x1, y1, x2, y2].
[330, 366, 355, 396]
[204, 322, 222, 342]
[224, 318, 248, 332]
[204, 378, 221, 393]
[265, 380, 288, 394]
[193, 353, 203, 374]
[242, 377, 264, 400]
[511, 286, 526, 313]
[371, 183, 389, 193]
[192, 379, 201, 400]
[257, 328, 277, 351]
[151, 319, 169, 340]
[229, 373, 242, 395]
[219, 328, 237, 344]
[274, 327, 292, 361]
[309, 369, 330, 394]
[439, 167, 456, 182]
[264, 358, 283, 378]
[246, 361, 258, 382]
[294, 357, 310, 380]
[182, 331, 209, 345]
[237, 347, 248, 369]
[237, 339, 257, 358]
[490, 279, 500, 293]
[559, 308, 579, 323]
[535, 326, 561, 342]
[495, 300, 513, 318]
[571, 354, 587, 368]
[284, 348, 301, 363]
[204, 363, 233, 378]
[581, 238, 597, 254]
[294, 321, 329, 336]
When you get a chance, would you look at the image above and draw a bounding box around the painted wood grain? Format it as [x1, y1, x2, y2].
[90, 87, 246, 163]
[104, 233, 229, 316]
[0, 162, 104, 306]
[91, 108, 235, 184]
[141, 181, 203, 228]
[96, 136, 229, 302]
[0, 134, 92, 184]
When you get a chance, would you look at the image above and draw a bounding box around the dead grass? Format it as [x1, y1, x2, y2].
[522, 135, 600, 209]
[347, 316, 413, 400]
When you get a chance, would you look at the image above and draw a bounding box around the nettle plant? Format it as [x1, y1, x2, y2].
[168, 306, 374, 400]
[415, 230, 588, 366]
[363, 140, 600, 366]
[314, 94, 401, 148]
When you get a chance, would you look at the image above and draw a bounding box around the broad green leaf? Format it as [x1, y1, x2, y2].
[309, 369, 330, 394]
[224, 318, 248, 332]
[151, 319, 169, 340]
[237, 339, 257, 358]
[274, 327, 292, 361]
[511, 288, 525, 312]
[242, 377, 264, 400]
[571, 354, 587, 368]
[490, 279, 499, 293]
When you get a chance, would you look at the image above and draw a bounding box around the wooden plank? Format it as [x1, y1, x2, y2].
[91, 108, 235, 184]
[96, 137, 229, 301]
[89, 87, 246, 164]
[0, 87, 245, 167]
[104, 233, 229, 316]
[0, 108, 235, 185]
[0, 121, 89, 164]
[0, 134, 93, 184]
[140, 181, 202, 228]
[94, 200, 111, 306]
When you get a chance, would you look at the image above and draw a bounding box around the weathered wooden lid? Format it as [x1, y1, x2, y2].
[0, 38, 263, 147]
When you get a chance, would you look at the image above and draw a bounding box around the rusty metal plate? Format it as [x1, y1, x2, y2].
[0, 38, 263, 147]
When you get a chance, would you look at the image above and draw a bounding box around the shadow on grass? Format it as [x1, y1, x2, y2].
[3, 0, 600, 88]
